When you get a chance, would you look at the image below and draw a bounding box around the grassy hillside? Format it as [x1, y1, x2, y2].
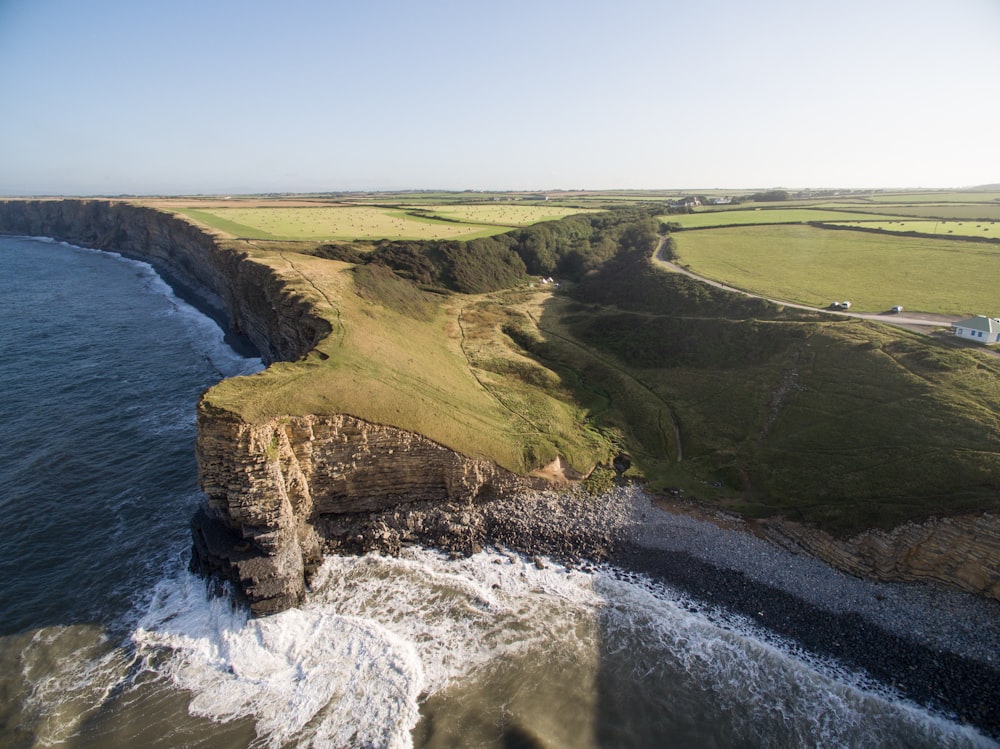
[539, 251, 1000, 534]
[192, 195, 999, 537]
[203, 251, 613, 476]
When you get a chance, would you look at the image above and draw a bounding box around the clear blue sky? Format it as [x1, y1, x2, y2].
[1, 0, 998, 194]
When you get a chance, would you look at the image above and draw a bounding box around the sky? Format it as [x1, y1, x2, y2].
[1, 0, 998, 194]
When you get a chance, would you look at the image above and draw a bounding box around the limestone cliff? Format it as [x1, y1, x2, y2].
[761, 514, 1000, 600]
[192, 406, 528, 613]
[0, 199, 329, 362]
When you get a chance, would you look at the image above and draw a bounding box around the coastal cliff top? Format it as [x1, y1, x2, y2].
[203, 249, 612, 476]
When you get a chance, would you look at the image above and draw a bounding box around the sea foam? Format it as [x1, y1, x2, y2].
[127, 549, 997, 749]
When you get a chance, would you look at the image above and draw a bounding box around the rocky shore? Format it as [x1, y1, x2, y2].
[318, 483, 1000, 740]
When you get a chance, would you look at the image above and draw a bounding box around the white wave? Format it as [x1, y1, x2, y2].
[308, 549, 605, 695]
[133, 571, 424, 749]
[22, 235, 264, 378]
[129, 548, 996, 749]
[129, 550, 603, 749]
[593, 571, 996, 748]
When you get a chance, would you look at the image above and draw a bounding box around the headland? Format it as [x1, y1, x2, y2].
[0, 196, 996, 615]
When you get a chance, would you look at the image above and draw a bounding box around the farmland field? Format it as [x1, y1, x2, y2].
[661, 208, 907, 229]
[669, 224, 1000, 314]
[821, 203, 1000, 221]
[175, 206, 512, 241]
[847, 191, 1000, 204]
[830, 219, 1000, 239]
[411, 204, 594, 226]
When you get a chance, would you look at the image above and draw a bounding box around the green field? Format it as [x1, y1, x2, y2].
[177, 206, 512, 241]
[822, 204, 1000, 221]
[830, 219, 1000, 239]
[661, 208, 908, 229]
[670, 224, 1000, 314]
[411, 204, 594, 227]
[845, 191, 1000, 204]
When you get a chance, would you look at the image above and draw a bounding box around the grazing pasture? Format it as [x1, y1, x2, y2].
[849, 191, 1000, 204]
[411, 204, 594, 227]
[823, 204, 1000, 221]
[176, 206, 510, 241]
[662, 208, 907, 229]
[830, 219, 1000, 239]
[670, 224, 999, 314]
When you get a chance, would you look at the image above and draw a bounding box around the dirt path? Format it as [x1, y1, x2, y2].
[653, 238, 964, 330]
[653, 238, 1000, 360]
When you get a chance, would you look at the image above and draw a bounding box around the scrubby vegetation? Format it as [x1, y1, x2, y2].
[511, 248, 1000, 535]
[315, 207, 664, 296]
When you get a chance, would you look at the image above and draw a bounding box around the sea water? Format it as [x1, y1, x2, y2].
[0, 235, 994, 749]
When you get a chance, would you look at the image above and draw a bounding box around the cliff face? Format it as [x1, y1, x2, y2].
[1, 198, 997, 612]
[0, 199, 329, 363]
[761, 514, 1000, 601]
[192, 407, 528, 612]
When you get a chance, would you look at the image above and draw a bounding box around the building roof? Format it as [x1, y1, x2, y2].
[952, 315, 1000, 333]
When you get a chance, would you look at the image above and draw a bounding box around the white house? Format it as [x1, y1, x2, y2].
[952, 315, 1000, 345]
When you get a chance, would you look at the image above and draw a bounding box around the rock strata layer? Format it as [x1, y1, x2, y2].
[192, 408, 533, 613]
[0, 199, 329, 363]
[759, 513, 1000, 601]
[1, 198, 997, 613]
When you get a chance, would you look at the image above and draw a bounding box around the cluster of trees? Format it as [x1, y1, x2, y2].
[569, 239, 779, 321]
[313, 207, 663, 296]
[314, 238, 526, 294]
[748, 189, 790, 202]
[508, 208, 660, 279]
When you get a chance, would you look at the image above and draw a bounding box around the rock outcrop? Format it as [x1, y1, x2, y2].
[1, 198, 997, 612]
[192, 407, 530, 613]
[760, 514, 1000, 601]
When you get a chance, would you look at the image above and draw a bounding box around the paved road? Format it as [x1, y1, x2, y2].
[652, 239, 960, 331]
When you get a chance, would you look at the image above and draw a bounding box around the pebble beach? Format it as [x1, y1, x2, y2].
[323, 483, 1000, 739]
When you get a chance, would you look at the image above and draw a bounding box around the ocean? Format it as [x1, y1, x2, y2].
[0, 234, 994, 748]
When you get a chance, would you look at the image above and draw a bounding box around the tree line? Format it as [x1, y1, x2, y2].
[314, 206, 663, 295]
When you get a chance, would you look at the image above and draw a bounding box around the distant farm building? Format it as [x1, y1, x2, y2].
[952, 315, 1000, 344]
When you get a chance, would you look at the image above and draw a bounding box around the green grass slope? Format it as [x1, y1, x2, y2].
[519, 250, 1000, 534]
[203, 250, 613, 476]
